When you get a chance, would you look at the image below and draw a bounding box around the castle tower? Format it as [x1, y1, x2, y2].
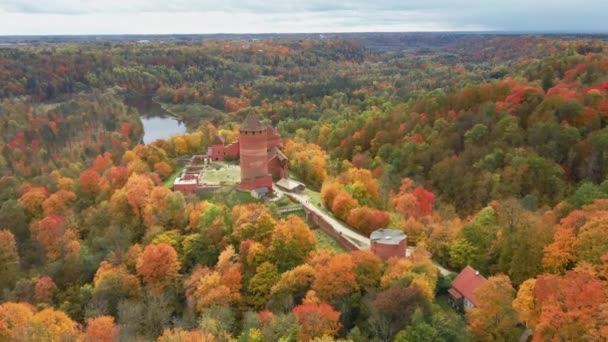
[239, 112, 273, 190]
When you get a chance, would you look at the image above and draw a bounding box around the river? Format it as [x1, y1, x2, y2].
[125, 98, 187, 144]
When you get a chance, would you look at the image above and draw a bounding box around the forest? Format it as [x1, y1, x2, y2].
[1, 33, 608, 341]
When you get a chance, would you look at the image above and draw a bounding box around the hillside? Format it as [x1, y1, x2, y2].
[0, 33, 607, 341]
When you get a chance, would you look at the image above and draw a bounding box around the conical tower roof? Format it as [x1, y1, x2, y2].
[239, 112, 267, 132]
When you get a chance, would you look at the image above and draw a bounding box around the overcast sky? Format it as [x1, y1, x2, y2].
[0, 0, 607, 35]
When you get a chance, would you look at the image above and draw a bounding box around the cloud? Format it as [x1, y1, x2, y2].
[0, 0, 606, 34]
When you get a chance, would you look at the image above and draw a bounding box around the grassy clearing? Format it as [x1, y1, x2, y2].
[163, 165, 185, 188]
[200, 188, 258, 206]
[275, 195, 296, 207]
[200, 162, 241, 186]
[314, 229, 348, 253]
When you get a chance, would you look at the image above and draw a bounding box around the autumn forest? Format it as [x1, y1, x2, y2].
[1, 32, 608, 341]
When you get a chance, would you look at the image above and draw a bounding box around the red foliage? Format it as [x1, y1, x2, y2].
[119, 122, 132, 137]
[331, 191, 358, 219]
[546, 82, 580, 100]
[372, 165, 384, 178]
[446, 110, 458, 120]
[293, 302, 341, 341]
[353, 129, 366, 140]
[79, 169, 101, 194]
[224, 97, 249, 112]
[154, 161, 173, 178]
[136, 243, 181, 295]
[559, 210, 588, 232]
[533, 271, 606, 340]
[92, 153, 113, 173]
[419, 113, 428, 126]
[257, 309, 274, 325]
[346, 206, 390, 235]
[413, 186, 436, 216]
[86, 316, 119, 342]
[109, 166, 129, 188]
[34, 276, 57, 303]
[30, 215, 66, 260]
[564, 63, 586, 81]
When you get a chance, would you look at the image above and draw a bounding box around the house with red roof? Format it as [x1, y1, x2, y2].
[447, 266, 487, 312]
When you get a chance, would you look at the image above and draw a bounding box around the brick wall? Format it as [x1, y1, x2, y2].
[304, 208, 359, 251]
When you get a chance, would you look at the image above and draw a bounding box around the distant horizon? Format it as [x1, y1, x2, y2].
[2, 30, 608, 38]
[1, 1, 607, 36]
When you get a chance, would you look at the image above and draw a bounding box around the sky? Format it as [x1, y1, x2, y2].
[0, 0, 607, 35]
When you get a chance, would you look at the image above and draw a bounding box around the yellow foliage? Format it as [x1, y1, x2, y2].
[513, 278, 537, 328]
[158, 328, 216, 342]
[380, 258, 412, 288]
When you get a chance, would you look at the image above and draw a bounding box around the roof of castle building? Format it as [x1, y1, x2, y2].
[370, 228, 406, 245]
[212, 135, 224, 145]
[267, 126, 281, 139]
[268, 145, 287, 162]
[240, 112, 267, 132]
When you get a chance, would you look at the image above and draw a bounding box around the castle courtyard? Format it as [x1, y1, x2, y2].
[198, 162, 241, 186]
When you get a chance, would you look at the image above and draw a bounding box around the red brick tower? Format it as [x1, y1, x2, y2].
[239, 112, 273, 190]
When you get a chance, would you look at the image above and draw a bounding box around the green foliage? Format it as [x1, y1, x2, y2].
[569, 182, 608, 208]
[395, 310, 441, 342]
[247, 262, 280, 309]
[452, 207, 497, 272]
[1, 33, 608, 342]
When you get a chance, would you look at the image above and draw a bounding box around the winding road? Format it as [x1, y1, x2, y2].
[274, 184, 453, 276]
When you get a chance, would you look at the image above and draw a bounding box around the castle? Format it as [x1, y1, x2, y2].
[211, 112, 288, 191]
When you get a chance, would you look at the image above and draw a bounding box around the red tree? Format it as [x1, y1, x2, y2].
[293, 302, 341, 341]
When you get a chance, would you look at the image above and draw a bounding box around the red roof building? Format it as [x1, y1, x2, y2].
[447, 266, 487, 311]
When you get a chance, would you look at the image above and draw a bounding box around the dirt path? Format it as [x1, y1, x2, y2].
[276, 184, 454, 276]
[275, 187, 371, 249]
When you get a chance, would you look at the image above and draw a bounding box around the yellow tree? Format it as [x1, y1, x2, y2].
[467, 274, 519, 341]
[543, 227, 576, 273]
[350, 250, 383, 292]
[269, 215, 316, 271]
[26, 307, 81, 341]
[124, 174, 154, 218]
[158, 328, 216, 342]
[247, 262, 279, 309]
[270, 264, 316, 305]
[0, 302, 35, 340]
[18, 186, 48, 217]
[513, 279, 537, 329]
[575, 215, 608, 264]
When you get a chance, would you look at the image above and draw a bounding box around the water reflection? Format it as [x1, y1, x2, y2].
[126, 98, 187, 144]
